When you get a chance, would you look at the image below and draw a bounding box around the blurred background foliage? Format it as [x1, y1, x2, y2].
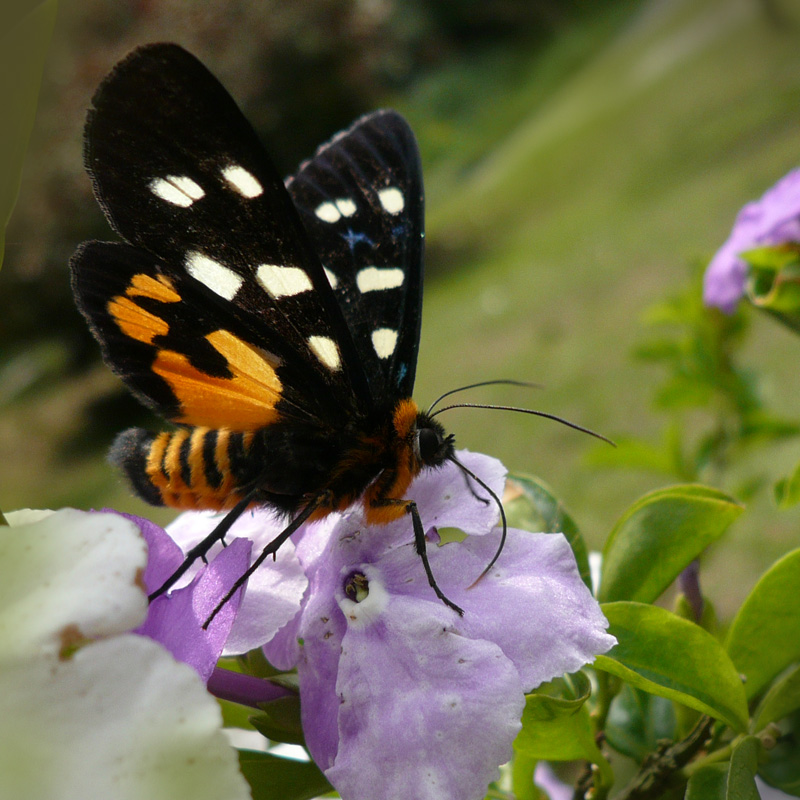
[3, 0, 800, 617]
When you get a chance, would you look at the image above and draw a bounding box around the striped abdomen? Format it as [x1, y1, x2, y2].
[110, 426, 257, 510]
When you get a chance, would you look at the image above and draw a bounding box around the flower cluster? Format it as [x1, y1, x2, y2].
[4, 452, 615, 800]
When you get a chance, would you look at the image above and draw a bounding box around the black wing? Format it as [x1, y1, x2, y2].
[73, 43, 377, 429]
[286, 110, 425, 402]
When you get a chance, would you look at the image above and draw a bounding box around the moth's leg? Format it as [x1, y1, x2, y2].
[202, 490, 331, 629]
[149, 489, 257, 602]
[368, 494, 464, 616]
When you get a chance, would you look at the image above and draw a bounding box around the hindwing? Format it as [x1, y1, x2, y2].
[287, 110, 424, 402]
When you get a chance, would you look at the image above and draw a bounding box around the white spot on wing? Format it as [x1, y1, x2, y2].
[335, 198, 356, 217]
[315, 202, 340, 223]
[149, 175, 205, 207]
[257, 264, 313, 298]
[378, 186, 404, 214]
[222, 164, 263, 198]
[307, 336, 341, 371]
[356, 267, 404, 293]
[371, 328, 398, 359]
[315, 197, 357, 223]
[323, 268, 338, 289]
[185, 251, 243, 300]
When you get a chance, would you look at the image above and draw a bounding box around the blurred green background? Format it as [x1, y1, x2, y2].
[3, 0, 800, 618]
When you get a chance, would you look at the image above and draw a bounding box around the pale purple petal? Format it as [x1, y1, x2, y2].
[280, 515, 613, 800]
[405, 450, 506, 535]
[325, 585, 524, 800]
[360, 530, 614, 689]
[292, 570, 347, 768]
[704, 169, 800, 312]
[136, 537, 251, 681]
[165, 509, 308, 654]
[222, 539, 307, 656]
[534, 763, 573, 800]
[435, 532, 616, 689]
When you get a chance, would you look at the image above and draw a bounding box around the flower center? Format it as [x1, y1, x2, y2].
[343, 571, 369, 603]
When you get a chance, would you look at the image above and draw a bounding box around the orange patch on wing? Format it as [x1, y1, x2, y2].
[206, 330, 282, 390]
[152, 330, 282, 429]
[108, 295, 169, 344]
[128, 273, 181, 303]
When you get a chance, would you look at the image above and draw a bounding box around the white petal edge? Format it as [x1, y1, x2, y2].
[0, 508, 148, 661]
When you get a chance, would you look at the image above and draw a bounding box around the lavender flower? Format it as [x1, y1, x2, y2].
[173, 451, 615, 800]
[704, 169, 800, 312]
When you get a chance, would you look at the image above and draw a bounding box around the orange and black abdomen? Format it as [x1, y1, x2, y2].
[110, 421, 363, 514]
[111, 426, 256, 510]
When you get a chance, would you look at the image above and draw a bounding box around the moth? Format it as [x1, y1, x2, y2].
[71, 43, 505, 614]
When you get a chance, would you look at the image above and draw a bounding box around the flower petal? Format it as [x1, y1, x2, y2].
[365, 530, 615, 689]
[0, 508, 147, 661]
[439, 532, 616, 689]
[137, 537, 251, 681]
[102, 509, 183, 593]
[0, 635, 250, 800]
[325, 588, 524, 800]
[406, 450, 506, 536]
[166, 509, 308, 654]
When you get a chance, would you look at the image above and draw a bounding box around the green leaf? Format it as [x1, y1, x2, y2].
[685, 764, 729, 799]
[514, 673, 604, 764]
[742, 245, 800, 271]
[604, 684, 676, 761]
[249, 696, 305, 745]
[775, 460, 800, 508]
[218, 698, 257, 731]
[504, 474, 590, 588]
[685, 736, 760, 800]
[599, 485, 743, 604]
[752, 664, 800, 732]
[728, 736, 762, 800]
[757, 709, 800, 796]
[748, 257, 800, 312]
[726, 549, 800, 700]
[510, 753, 545, 800]
[1, 0, 57, 270]
[238, 751, 332, 800]
[595, 602, 749, 732]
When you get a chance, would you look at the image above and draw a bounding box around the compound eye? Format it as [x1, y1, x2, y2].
[417, 426, 441, 463]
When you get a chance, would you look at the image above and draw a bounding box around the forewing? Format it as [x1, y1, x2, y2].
[71, 241, 347, 429]
[286, 110, 424, 401]
[79, 43, 371, 420]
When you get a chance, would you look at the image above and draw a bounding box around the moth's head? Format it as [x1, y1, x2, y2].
[413, 412, 455, 469]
